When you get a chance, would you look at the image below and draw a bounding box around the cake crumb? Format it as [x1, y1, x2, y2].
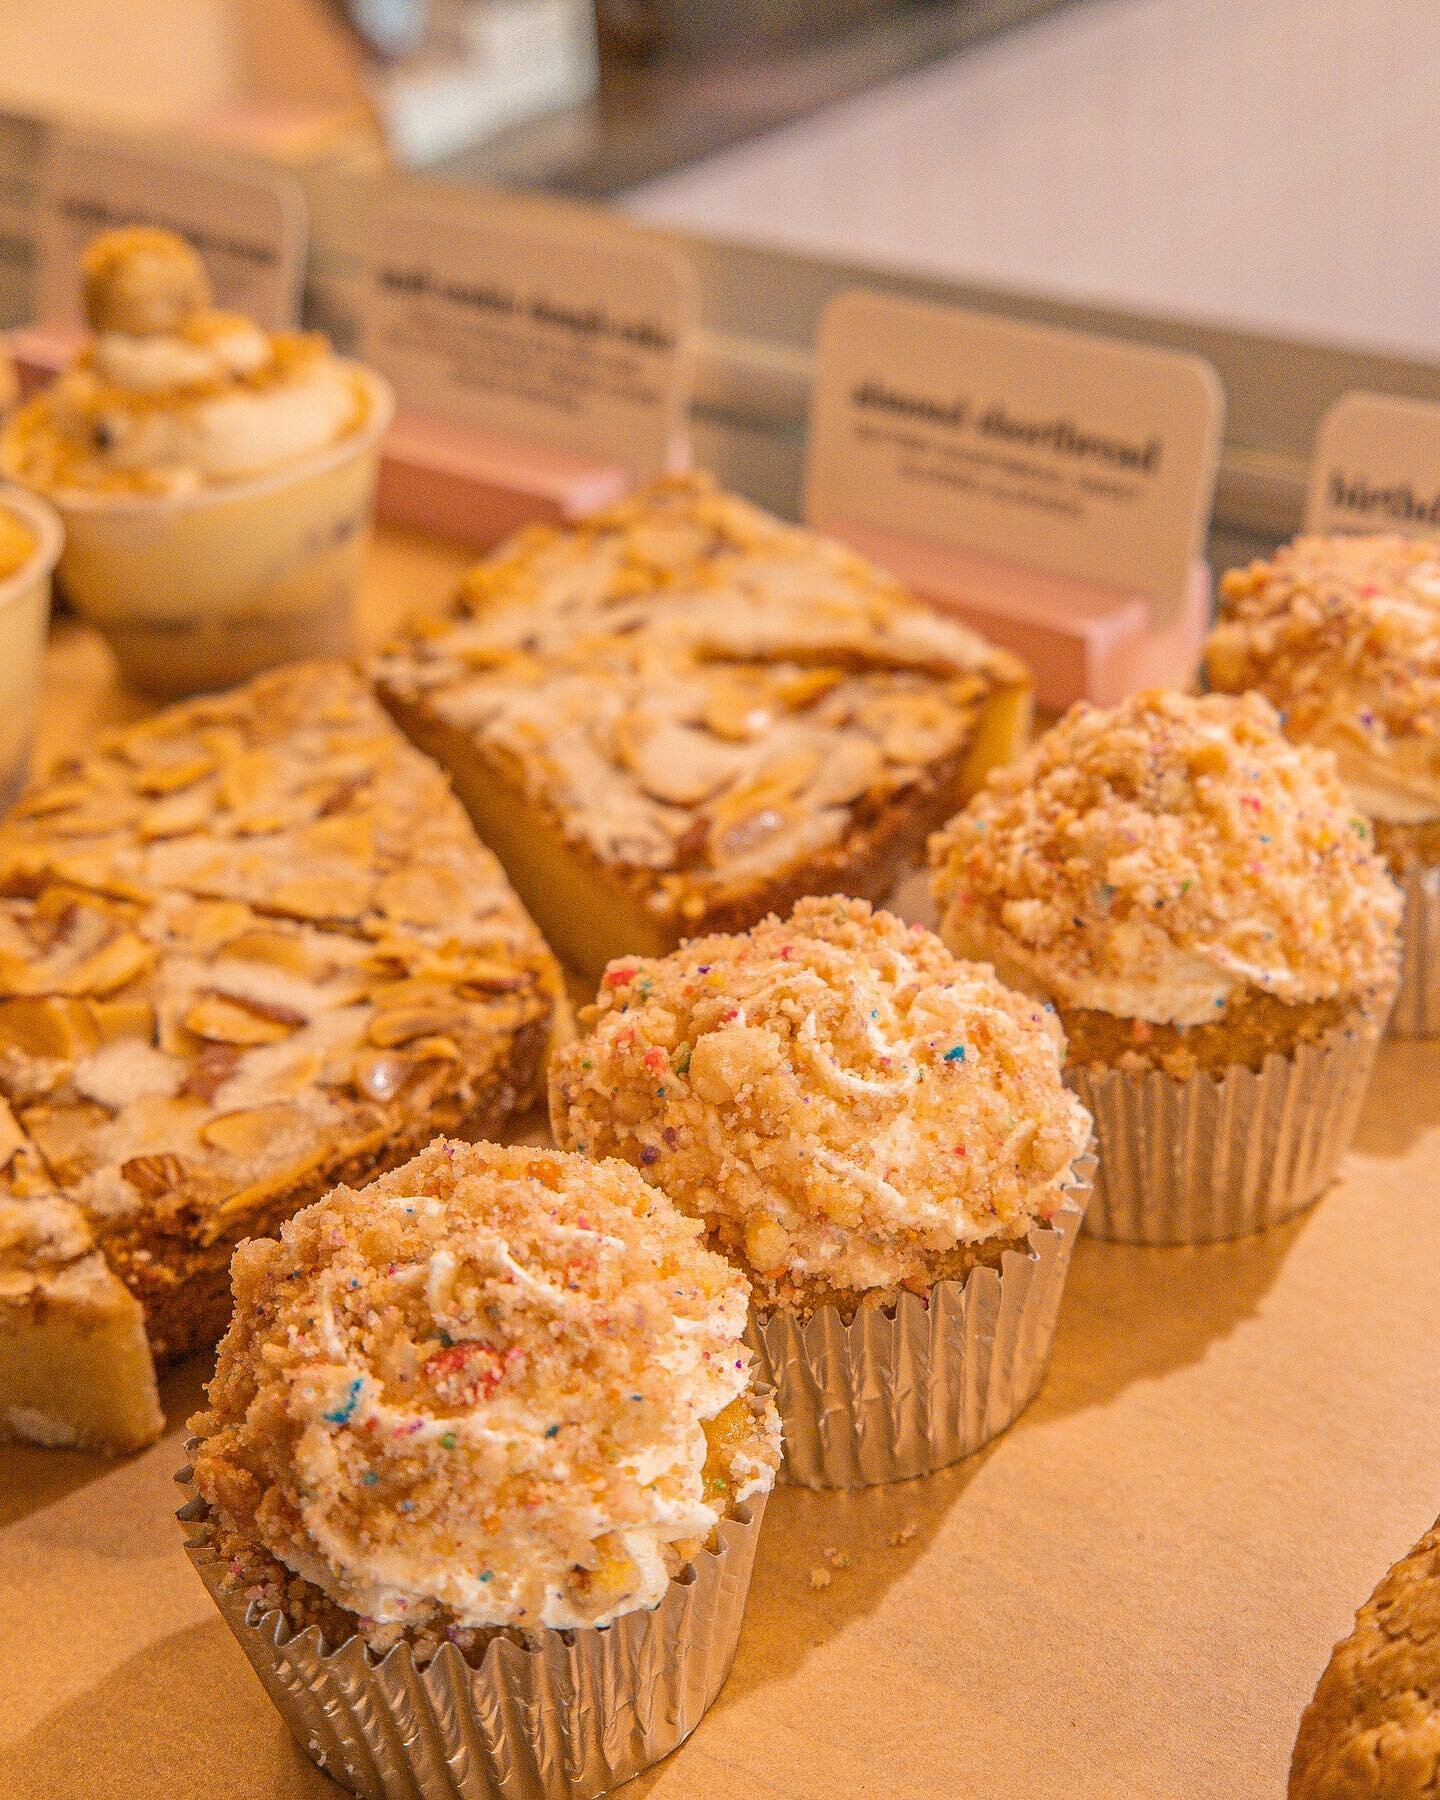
[809, 1566, 832, 1590]
[823, 1547, 850, 1568]
[889, 1522, 917, 1547]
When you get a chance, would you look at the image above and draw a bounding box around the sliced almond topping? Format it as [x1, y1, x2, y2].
[270, 873, 374, 922]
[217, 927, 316, 977]
[13, 779, 92, 818]
[121, 1152, 188, 1198]
[60, 930, 155, 997]
[775, 668, 844, 709]
[0, 996, 101, 1061]
[301, 812, 375, 861]
[702, 680, 774, 742]
[93, 997, 156, 1043]
[180, 1043, 241, 1102]
[807, 735, 885, 808]
[862, 692, 964, 766]
[170, 899, 255, 953]
[749, 747, 822, 801]
[218, 748, 280, 813]
[405, 1034, 462, 1062]
[133, 754, 215, 796]
[368, 1005, 470, 1048]
[138, 788, 213, 840]
[375, 866, 465, 928]
[200, 1104, 296, 1158]
[616, 717, 743, 806]
[0, 1099, 25, 1170]
[184, 993, 298, 1046]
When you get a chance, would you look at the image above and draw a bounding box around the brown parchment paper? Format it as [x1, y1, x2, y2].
[5, 538, 1440, 1800]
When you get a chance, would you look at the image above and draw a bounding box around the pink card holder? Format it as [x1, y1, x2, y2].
[831, 518, 1211, 711]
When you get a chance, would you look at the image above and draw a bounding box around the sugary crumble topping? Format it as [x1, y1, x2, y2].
[550, 896, 1091, 1302]
[189, 1140, 778, 1637]
[1209, 534, 1440, 824]
[931, 688, 1401, 1026]
[374, 473, 1026, 903]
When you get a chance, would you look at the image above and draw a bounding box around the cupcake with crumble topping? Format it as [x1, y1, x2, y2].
[550, 896, 1093, 1488]
[180, 1138, 778, 1798]
[1208, 532, 1440, 1035]
[931, 688, 1401, 1244]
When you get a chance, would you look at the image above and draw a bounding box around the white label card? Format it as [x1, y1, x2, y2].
[359, 188, 695, 477]
[807, 291, 1224, 623]
[36, 126, 307, 329]
[1306, 391, 1440, 536]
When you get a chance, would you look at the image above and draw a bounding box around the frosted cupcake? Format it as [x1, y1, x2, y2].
[550, 895, 1093, 1487]
[181, 1139, 778, 1798]
[2, 228, 391, 697]
[1209, 533, 1440, 1035]
[931, 689, 1401, 1244]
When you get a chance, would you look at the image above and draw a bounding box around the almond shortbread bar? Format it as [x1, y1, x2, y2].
[0, 663, 563, 1450]
[374, 474, 1030, 978]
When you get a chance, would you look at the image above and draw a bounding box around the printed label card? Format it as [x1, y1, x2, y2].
[1306, 391, 1440, 536]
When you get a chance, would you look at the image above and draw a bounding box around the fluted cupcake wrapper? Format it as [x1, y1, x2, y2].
[176, 1461, 767, 1800]
[1390, 866, 1440, 1038]
[1069, 1002, 1389, 1246]
[743, 1175, 1090, 1490]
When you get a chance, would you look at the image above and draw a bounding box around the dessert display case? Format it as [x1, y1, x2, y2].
[4, 127, 1440, 1800]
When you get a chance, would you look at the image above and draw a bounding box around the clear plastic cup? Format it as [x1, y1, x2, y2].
[0, 484, 63, 807]
[14, 366, 393, 700]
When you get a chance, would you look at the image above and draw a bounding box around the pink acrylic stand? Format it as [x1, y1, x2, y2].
[9, 329, 638, 550]
[830, 518, 1211, 711]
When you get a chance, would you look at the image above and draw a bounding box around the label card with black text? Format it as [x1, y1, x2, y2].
[1306, 391, 1440, 536]
[35, 126, 307, 329]
[807, 290, 1223, 623]
[360, 189, 695, 478]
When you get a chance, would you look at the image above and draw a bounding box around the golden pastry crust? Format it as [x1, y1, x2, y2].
[1209, 534, 1440, 841]
[931, 689, 1402, 1031]
[189, 1139, 780, 1650]
[0, 664, 562, 1372]
[550, 896, 1091, 1308]
[1291, 1516, 1440, 1798]
[374, 473, 1031, 975]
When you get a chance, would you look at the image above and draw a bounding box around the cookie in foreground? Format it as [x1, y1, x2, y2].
[180, 1138, 779, 1800]
[1291, 1512, 1440, 1797]
[373, 471, 1031, 980]
[0, 663, 562, 1453]
[551, 895, 1092, 1486]
[931, 688, 1401, 1243]
[1209, 532, 1440, 1036]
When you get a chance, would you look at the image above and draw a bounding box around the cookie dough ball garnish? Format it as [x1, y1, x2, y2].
[551, 897, 1092, 1487]
[931, 689, 1401, 1243]
[188, 1139, 778, 1649]
[1208, 533, 1440, 1036]
[82, 227, 213, 338]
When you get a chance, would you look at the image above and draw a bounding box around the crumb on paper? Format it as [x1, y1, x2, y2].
[809, 1566, 832, 1590]
[823, 1547, 850, 1568]
[888, 1522, 917, 1547]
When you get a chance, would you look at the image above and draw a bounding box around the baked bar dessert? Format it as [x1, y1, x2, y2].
[931, 688, 1401, 1242]
[0, 662, 563, 1451]
[182, 1139, 778, 1791]
[551, 896, 1091, 1485]
[1208, 533, 1440, 1034]
[0, 228, 392, 696]
[1291, 1512, 1440, 1797]
[373, 473, 1031, 979]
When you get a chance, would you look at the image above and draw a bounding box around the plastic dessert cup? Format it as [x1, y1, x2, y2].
[0, 484, 62, 808]
[38, 367, 393, 699]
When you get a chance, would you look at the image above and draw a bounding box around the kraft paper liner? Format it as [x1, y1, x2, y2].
[1069, 1003, 1389, 1246]
[744, 1171, 1091, 1490]
[1390, 865, 1440, 1038]
[176, 1462, 767, 1800]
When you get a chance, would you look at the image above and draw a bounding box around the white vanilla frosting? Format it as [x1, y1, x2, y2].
[190, 1141, 778, 1635]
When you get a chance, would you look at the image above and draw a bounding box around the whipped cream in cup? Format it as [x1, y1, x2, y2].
[0, 229, 392, 698]
[0, 485, 62, 807]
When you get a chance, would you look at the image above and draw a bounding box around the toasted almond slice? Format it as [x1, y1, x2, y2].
[301, 812, 375, 861]
[93, 997, 156, 1044]
[748, 746, 822, 800]
[775, 668, 844, 709]
[138, 788, 213, 840]
[406, 1034, 462, 1062]
[807, 734, 884, 808]
[617, 718, 744, 807]
[13, 780, 93, 817]
[217, 929, 318, 980]
[133, 754, 215, 796]
[368, 1005, 470, 1048]
[200, 1139, 371, 1245]
[185, 995, 294, 1046]
[702, 680, 774, 742]
[0, 997, 101, 1061]
[120, 1152, 188, 1198]
[218, 748, 280, 812]
[180, 1043, 241, 1102]
[375, 866, 466, 928]
[270, 873, 374, 922]
[861, 691, 964, 765]
[59, 931, 155, 997]
[364, 977, 458, 1009]
[199, 1103, 296, 1158]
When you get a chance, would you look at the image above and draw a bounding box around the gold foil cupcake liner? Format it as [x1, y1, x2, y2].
[176, 1462, 768, 1800]
[744, 1175, 1090, 1490]
[1069, 1004, 1388, 1246]
[1390, 865, 1440, 1038]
